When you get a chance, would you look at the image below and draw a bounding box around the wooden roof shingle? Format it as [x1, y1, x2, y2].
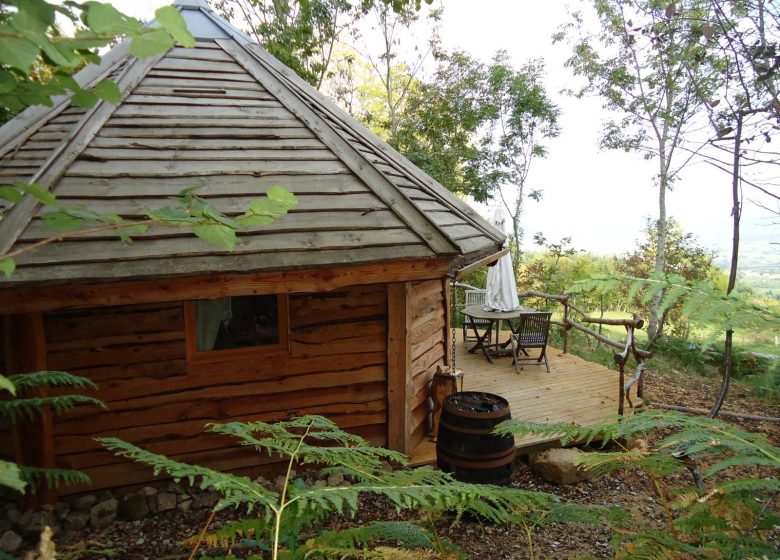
[0, 0, 504, 286]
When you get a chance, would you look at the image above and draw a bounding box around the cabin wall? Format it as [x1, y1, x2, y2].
[408, 279, 447, 450]
[42, 284, 388, 494]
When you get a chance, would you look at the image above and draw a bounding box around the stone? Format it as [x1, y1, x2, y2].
[177, 500, 192, 513]
[0, 519, 12, 535]
[273, 475, 287, 493]
[624, 436, 650, 453]
[20, 510, 59, 536]
[528, 448, 596, 485]
[164, 482, 184, 495]
[0, 530, 22, 554]
[151, 492, 177, 513]
[90, 499, 118, 531]
[141, 487, 158, 497]
[4, 506, 21, 524]
[118, 492, 149, 521]
[176, 493, 191, 504]
[65, 511, 90, 531]
[54, 502, 70, 521]
[192, 491, 218, 510]
[380, 461, 394, 473]
[326, 472, 344, 487]
[314, 480, 327, 488]
[72, 494, 98, 511]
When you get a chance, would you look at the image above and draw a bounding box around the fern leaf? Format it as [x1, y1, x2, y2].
[0, 394, 106, 422]
[9, 371, 98, 391]
[20, 466, 90, 493]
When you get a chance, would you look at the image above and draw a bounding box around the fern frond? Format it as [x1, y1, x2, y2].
[20, 466, 90, 493]
[9, 371, 98, 391]
[303, 521, 440, 553]
[576, 449, 682, 477]
[0, 374, 16, 396]
[0, 459, 26, 493]
[0, 394, 106, 422]
[191, 518, 269, 549]
[97, 437, 278, 514]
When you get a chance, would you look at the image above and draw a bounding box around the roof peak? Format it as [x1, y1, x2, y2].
[173, 0, 213, 10]
[169, 0, 252, 43]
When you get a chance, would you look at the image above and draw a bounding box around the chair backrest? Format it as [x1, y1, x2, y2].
[516, 312, 552, 348]
[464, 289, 486, 308]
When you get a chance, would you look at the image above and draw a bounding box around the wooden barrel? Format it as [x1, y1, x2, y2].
[436, 391, 515, 485]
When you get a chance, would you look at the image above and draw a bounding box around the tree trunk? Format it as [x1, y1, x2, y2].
[647, 159, 668, 345]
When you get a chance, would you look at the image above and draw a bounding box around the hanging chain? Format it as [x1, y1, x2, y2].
[450, 279, 457, 372]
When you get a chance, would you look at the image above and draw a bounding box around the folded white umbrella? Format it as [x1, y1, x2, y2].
[484, 207, 519, 312]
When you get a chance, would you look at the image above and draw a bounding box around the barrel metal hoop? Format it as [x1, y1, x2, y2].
[437, 447, 517, 469]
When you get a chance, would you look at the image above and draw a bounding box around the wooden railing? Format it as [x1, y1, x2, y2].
[453, 283, 653, 415]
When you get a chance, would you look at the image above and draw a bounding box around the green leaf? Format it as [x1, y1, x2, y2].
[83, 2, 142, 35]
[92, 79, 121, 104]
[266, 186, 298, 207]
[236, 214, 275, 228]
[0, 375, 15, 396]
[154, 6, 195, 47]
[16, 182, 56, 206]
[0, 32, 40, 72]
[129, 28, 174, 59]
[41, 210, 84, 232]
[192, 224, 238, 251]
[249, 198, 290, 219]
[70, 88, 97, 108]
[0, 187, 22, 204]
[0, 71, 16, 94]
[0, 460, 26, 493]
[148, 205, 200, 225]
[0, 258, 16, 279]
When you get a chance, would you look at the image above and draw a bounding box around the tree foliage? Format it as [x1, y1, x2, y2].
[557, 0, 722, 339]
[616, 219, 724, 338]
[0, 0, 194, 120]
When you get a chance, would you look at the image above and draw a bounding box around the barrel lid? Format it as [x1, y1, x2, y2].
[444, 391, 509, 415]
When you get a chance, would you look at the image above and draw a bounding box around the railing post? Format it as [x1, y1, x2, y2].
[562, 296, 569, 354]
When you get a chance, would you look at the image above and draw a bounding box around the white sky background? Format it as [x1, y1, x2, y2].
[104, 0, 778, 260]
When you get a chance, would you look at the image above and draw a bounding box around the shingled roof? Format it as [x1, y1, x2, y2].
[0, 0, 504, 286]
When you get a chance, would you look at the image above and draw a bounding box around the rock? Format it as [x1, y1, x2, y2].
[380, 461, 394, 473]
[192, 491, 218, 510]
[64, 511, 90, 531]
[54, 502, 70, 521]
[528, 448, 595, 485]
[151, 492, 177, 513]
[273, 475, 287, 493]
[164, 482, 184, 495]
[118, 492, 149, 521]
[90, 499, 118, 531]
[314, 480, 327, 488]
[624, 436, 649, 453]
[326, 472, 344, 487]
[20, 510, 59, 536]
[4, 506, 21, 524]
[72, 494, 98, 511]
[177, 493, 191, 504]
[0, 530, 22, 554]
[141, 487, 158, 497]
[98, 491, 114, 502]
[0, 519, 11, 535]
[177, 500, 192, 513]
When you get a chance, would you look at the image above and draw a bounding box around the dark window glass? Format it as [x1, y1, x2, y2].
[194, 295, 279, 352]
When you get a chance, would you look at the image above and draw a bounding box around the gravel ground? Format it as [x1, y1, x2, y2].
[50, 367, 780, 560]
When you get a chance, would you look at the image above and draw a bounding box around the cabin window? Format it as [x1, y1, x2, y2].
[185, 295, 288, 361]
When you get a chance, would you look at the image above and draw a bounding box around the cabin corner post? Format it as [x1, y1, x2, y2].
[386, 282, 413, 456]
[5, 312, 56, 505]
[444, 278, 453, 368]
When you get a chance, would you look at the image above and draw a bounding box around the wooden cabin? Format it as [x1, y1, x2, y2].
[0, 0, 504, 495]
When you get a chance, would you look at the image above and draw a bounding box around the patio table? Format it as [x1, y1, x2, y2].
[462, 305, 539, 364]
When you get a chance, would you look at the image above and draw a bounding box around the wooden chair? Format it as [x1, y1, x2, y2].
[462, 289, 492, 346]
[510, 312, 552, 373]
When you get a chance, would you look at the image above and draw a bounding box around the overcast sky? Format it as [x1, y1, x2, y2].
[108, 0, 778, 259]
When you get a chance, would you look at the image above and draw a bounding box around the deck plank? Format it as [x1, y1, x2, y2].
[409, 330, 626, 466]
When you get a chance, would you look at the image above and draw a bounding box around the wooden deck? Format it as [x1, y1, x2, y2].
[409, 330, 623, 466]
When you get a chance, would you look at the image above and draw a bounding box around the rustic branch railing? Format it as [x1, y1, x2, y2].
[453, 283, 652, 415]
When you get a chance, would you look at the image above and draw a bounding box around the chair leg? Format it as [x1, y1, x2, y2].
[540, 347, 550, 373]
[510, 336, 520, 374]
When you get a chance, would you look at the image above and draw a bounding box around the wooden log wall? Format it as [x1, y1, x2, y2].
[40, 283, 387, 495]
[408, 279, 447, 450]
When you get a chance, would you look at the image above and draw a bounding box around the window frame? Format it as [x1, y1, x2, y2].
[184, 294, 289, 364]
